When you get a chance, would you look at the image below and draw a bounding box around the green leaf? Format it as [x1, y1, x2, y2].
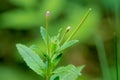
[50, 65, 83, 80]
[77, 65, 85, 73]
[30, 45, 45, 59]
[41, 27, 47, 43]
[16, 44, 46, 77]
[60, 40, 79, 51]
[51, 52, 63, 68]
[29, 45, 38, 50]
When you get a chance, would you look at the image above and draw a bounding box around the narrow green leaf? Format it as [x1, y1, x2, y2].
[51, 52, 63, 68]
[41, 27, 47, 43]
[60, 40, 79, 51]
[16, 44, 46, 77]
[50, 65, 82, 80]
[77, 65, 85, 73]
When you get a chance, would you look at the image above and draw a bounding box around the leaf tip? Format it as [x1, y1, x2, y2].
[78, 65, 85, 73]
[16, 43, 21, 48]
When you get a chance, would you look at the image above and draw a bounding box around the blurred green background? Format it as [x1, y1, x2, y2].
[0, 0, 120, 80]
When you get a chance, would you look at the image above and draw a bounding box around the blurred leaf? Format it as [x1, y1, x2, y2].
[101, 0, 120, 10]
[16, 44, 46, 77]
[60, 40, 79, 51]
[0, 66, 41, 80]
[50, 65, 83, 80]
[41, 27, 47, 44]
[1, 10, 40, 29]
[10, 0, 38, 8]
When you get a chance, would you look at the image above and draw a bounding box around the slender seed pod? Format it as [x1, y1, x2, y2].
[65, 8, 92, 42]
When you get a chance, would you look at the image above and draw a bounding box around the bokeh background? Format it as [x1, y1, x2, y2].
[0, 0, 120, 80]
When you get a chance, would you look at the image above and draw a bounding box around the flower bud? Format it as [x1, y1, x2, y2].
[46, 11, 50, 17]
[66, 26, 71, 32]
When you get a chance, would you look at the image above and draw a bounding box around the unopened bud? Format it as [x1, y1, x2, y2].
[66, 26, 71, 32]
[46, 11, 50, 17]
[89, 8, 92, 11]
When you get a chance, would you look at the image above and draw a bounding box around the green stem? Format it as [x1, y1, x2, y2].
[46, 16, 50, 55]
[47, 60, 51, 80]
[65, 8, 92, 42]
[46, 12, 51, 80]
[45, 58, 52, 80]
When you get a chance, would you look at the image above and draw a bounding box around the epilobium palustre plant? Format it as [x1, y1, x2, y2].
[16, 8, 91, 80]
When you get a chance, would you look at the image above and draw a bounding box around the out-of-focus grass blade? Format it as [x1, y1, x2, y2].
[94, 34, 112, 80]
